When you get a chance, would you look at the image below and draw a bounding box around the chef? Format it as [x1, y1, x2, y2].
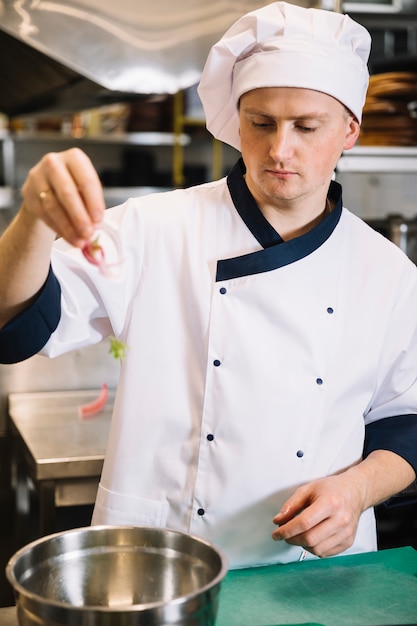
[0, 1, 417, 569]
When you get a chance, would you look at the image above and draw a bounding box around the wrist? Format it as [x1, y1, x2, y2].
[345, 450, 416, 511]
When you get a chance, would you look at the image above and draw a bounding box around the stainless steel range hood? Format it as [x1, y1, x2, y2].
[0, 0, 274, 117]
[0, 0, 343, 118]
[0, 26, 115, 117]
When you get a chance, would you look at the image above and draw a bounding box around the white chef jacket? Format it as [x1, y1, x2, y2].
[36, 162, 417, 569]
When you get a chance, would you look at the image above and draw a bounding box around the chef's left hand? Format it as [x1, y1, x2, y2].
[271, 472, 364, 558]
[272, 450, 416, 558]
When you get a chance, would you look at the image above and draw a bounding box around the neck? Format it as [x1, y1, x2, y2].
[259, 196, 334, 241]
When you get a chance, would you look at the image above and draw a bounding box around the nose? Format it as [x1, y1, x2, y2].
[269, 126, 293, 162]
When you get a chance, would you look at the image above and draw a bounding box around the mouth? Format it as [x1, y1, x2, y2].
[266, 169, 296, 179]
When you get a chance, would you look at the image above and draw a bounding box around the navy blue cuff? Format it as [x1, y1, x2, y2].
[364, 415, 417, 506]
[0, 266, 61, 363]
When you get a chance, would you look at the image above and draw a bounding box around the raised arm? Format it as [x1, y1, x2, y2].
[0, 148, 105, 327]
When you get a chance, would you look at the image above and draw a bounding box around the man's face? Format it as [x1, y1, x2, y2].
[239, 87, 360, 212]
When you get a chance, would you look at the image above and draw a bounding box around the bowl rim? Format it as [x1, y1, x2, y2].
[6, 524, 229, 613]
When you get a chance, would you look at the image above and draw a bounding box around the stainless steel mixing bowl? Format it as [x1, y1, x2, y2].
[6, 525, 228, 625]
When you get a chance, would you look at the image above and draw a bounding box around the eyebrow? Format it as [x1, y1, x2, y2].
[242, 107, 330, 122]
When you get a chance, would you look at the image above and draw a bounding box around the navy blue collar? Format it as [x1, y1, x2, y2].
[216, 158, 343, 281]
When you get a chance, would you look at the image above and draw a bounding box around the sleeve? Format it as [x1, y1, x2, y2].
[364, 414, 417, 474]
[0, 266, 61, 364]
[362, 255, 417, 506]
[364, 415, 417, 506]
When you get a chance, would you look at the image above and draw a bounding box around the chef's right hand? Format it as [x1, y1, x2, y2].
[21, 147, 106, 248]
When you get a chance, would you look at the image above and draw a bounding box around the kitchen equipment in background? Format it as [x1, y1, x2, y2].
[360, 71, 417, 145]
[344, 0, 417, 12]
[336, 145, 417, 262]
[6, 525, 228, 626]
[0, 1, 358, 119]
[0, 0, 274, 117]
[8, 389, 116, 541]
[335, 145, 417, 222]
[366, 214, 417, 263]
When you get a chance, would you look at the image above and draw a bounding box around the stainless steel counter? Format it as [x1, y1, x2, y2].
[8, 389, 114, 537]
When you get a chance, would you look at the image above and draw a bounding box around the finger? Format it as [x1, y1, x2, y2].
[23, 149, 104, 246]
[273, 513, 331, 547]
[301, 526, 356, 559]
[273, 507, 357, 559]
[37, 186, 83, 245]
[273, 487, 312, 525]
[272, 500, 331, 541]
[64, 148, 105, 224]
[43, 150, 103, 234]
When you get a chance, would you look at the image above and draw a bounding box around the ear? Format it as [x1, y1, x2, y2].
[343, 117, 361, 150]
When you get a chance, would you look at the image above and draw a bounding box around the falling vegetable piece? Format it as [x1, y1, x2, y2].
[82, 222, 124, 278]
[82, 236, 105, 266]
[109, 336, 129, 361]
[78, 383, 109, 419]
[77, 338, 128, 419]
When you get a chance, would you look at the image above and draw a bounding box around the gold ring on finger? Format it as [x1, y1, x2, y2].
[39, 188, 51, 201]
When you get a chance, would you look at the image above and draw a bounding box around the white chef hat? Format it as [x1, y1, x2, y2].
[197, 1, 371, 151]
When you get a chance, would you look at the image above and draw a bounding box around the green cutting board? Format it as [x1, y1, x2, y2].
[216, 547, 417, 626]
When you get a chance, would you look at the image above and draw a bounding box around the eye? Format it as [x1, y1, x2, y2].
[296, 124, 317, 133]
[251, 119, 274, 129]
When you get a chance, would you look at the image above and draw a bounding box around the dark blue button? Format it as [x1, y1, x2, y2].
[213, 359, 221, 367]
[219, 287, 227, 295]
[316, 378, 323, 385]
[296, 450, 304, 458]
[327, 307, 334, 314]
[197, 508, 205, 516]
[207, 434, 214, 441]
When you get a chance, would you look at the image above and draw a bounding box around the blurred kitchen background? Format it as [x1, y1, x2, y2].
[1, 0, 417, 607]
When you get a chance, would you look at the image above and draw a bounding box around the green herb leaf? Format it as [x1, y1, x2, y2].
[109, 336, 129, 360]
